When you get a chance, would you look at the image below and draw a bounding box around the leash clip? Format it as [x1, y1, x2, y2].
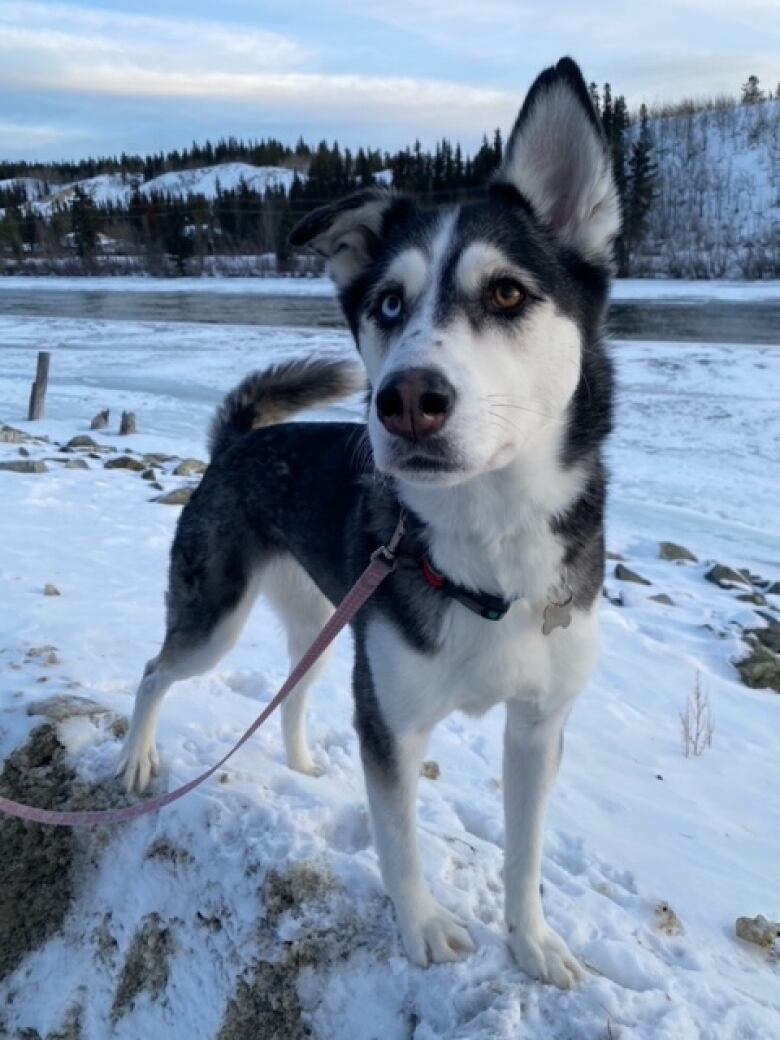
[371, 509, 406, 568]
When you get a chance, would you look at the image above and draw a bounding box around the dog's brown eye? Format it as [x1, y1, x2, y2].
[490, 279, 526, 311]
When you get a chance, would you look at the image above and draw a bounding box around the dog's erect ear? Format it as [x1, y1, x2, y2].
[289, 189, 405, 288]
[495, 57, 620, 263]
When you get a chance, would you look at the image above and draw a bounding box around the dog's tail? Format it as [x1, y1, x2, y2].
[208, 358, 363, 459]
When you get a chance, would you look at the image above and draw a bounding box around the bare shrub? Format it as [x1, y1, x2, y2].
[680, 673, 714, 757]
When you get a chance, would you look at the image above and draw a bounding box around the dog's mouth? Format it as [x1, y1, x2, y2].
[379, 435, 517, 486]
[379, 439, 468, 484]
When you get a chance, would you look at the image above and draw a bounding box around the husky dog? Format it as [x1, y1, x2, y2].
[117, 57, 618, 987]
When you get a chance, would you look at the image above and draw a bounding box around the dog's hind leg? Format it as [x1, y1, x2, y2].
[116, 557, 262, 794]
[262, 556, 334, 775]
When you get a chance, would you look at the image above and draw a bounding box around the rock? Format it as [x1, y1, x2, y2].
[18, 445, 30, 457]
[154, 488, 192, 506]
[27, 694, 116, 723]
[615, 564, 651, 586]
[605, 550, 625, 561]
[735, 640, 780, 692]
[766, 581, 780, 596]
[66, 435, 98, 450]
[659, 541, 698, 563]
[421, 760, 440, 780]
[119, 411, 137, 435]
[739, 568, 763, 585]
[0, 460, 48, 474]
[141, 467, 156, 480]
[603, 587, 625, 607]
[655, 902, 684, 936]
[43, 584, 61, 597]
[64, 458, 89, 470]
[90, 409, 110, 430]
[104, 455, 146, 472]
[0, 424, 28, 443]
[150, 481, 164, 491]
[649, 593, 675, 606]
[736, 592, 766, 606]
[735, 915, 780, 949]
[705, 564, 751, 589]
[173, 458, 207, 477]
[142, 453, 176, 466]
[745, 627, 780, 655]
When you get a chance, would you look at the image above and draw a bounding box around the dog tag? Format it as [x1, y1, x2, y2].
[542, 599, 572, 636]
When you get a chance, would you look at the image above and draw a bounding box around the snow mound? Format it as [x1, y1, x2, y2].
[0, 315, 778, 1037]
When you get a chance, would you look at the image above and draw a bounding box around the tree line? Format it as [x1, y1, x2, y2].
[0, 74, 775, 277]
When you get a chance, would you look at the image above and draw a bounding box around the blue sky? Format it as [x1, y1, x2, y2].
[0, 0, 777, 161]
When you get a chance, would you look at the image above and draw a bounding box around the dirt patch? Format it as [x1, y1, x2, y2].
[262, 865, 335, 929]
[111, 912, 175, 1023]
[144, 837, 196, 869]
[0, 724, 131, 983]
[217, 865, 338, 1040]
[217, 954, 316, 1040]
[0, 726, 78, 981]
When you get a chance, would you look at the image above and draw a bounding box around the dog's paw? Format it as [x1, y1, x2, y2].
[115, 736, 159, 794]
[288, 752, 323, 777]
[399, 899, 476, 966]
[508, 922, 583, 989]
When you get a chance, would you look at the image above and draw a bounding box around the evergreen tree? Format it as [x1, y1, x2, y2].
[588, 82, 600, 117]
[741, 75, 763, 104]
[624, 104, 657, 274]
[70, 185, 98, 265]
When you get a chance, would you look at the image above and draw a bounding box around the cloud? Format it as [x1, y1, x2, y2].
[0, 2, 521, 146]
[0, 2, 310, 83]
[0, 119, 73, 151]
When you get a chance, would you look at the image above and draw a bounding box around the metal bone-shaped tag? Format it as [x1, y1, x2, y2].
[542, 596, 573, 636]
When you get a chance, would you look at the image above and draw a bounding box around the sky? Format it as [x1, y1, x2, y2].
[0, 0, 777, 163]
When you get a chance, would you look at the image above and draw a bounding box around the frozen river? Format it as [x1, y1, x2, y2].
[1, 276, 780, 343]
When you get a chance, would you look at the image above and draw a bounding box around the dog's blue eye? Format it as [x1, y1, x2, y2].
[379, 292, 403, 322]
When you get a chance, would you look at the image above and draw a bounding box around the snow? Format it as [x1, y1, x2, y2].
[3, 275, 780, 302]
[0, 311, 779, 1038]
[612, 279, 780, 302]
[3, 163, 302, 218]
[633, 100, 780, 279]
[140, 161, 299, 200]
[0, 274, 334, 295]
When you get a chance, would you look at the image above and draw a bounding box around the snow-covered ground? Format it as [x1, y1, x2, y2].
[2, 274, 780, 302]
[0, 313, 778, 1038]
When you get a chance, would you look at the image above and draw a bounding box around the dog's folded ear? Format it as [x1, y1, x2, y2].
[289, 189, 411, 288]
[495, 57, 620, 263]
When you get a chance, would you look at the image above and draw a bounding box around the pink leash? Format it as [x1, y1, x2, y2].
[0, 523, 404, 829]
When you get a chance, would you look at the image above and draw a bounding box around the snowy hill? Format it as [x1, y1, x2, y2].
[0, 308, 778, 1038]
[1, 162, 300, 216]
[632, 101, 780, 278]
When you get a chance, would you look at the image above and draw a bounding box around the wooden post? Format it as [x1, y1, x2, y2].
[27, 351, 51, 421]
[119, 411, 137, 435]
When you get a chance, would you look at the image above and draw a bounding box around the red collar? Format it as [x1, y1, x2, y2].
[419, 555, 513, 621]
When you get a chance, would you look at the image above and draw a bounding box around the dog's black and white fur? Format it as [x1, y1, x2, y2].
[117, 57, 619, 988]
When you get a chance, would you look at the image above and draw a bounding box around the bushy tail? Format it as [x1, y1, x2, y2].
[208, 358, 363, 459]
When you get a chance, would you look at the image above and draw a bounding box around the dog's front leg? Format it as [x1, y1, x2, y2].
[361, 728, 475, 966]
[503, 699, 583, 988]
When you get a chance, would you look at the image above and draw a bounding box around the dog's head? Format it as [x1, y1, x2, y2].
[290, 57, 619, 488]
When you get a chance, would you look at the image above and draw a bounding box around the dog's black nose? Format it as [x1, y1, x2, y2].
[375, 368, 456, 442]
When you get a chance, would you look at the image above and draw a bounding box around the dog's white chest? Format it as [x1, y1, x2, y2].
[367, 599, 598, 734]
